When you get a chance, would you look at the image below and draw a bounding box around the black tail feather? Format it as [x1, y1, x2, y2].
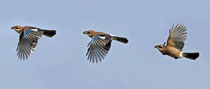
[112, 36, 128, 44]
[183, 52, 199, 60]
[42, 30, 56, 37]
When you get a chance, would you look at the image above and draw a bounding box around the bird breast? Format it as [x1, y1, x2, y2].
[166, 47, 182, 58]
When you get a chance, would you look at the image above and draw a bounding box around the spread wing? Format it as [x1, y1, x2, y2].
[86, 34, 112, 63]
[167, 24, 187, 51]
[17, 28, 43, 60]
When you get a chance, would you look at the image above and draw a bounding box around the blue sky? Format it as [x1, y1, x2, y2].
[0, 0, 210, 89]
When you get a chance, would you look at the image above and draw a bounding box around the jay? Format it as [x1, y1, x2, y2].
[11, 25, 56, 60]
[83, 30, 128, 63]
[155, 24, 199, 60]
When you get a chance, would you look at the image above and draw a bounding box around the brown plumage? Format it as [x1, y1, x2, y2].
[11, 25, 56, 60]
[83, 30, 128, 63]
[155, 24, 199, 60]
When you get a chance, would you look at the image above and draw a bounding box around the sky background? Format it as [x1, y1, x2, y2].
[0, 0, 210, 89]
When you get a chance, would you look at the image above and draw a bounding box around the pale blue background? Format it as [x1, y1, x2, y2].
[0, 0, 210, 89]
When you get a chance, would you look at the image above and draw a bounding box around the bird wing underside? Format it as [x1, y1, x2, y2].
[86, 34, 112, 63]
[17, 37, 38, 60]
[167, 24, 187, 51]
[17, 28, 43, 60]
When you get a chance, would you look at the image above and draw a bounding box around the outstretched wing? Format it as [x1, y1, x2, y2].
[167, 24, 187, 51]
[86, 34, 112, 63]
[17, 28, 43, 60]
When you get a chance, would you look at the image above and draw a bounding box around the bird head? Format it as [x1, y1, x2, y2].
[11, 25, 22, 34]
[154, 42, 166, 52]
[83, 30, 96, 38]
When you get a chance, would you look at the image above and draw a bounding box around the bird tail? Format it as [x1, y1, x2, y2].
[42, 30, 56, 37]
[183, 52, 199, 60]
[112, 36, 128, 44]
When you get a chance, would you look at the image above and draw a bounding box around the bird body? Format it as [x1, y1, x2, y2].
[165, 46, 182, 58]
[155, 24, 199, 60]
[11, 25, 56, 60]
[83, 30, 128, 63]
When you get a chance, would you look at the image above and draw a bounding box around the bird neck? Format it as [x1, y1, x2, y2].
[15, 29, 22, 34]
[159, 46, 167, 54]
[87, 34, 94, 38]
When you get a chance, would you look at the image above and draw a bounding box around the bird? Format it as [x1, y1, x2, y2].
[154, 24, 199, 60]
[11, 25, 56, 60]
[83, 30, 128, 63]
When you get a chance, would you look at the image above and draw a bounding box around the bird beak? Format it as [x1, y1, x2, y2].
[154, 45, 157, 48]
[83, 31, 87, 34]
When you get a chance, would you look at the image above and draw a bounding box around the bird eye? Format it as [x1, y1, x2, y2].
[87, 32, 90, 34]
[100, 34, 106, 36]
[13, 27, 18, 29]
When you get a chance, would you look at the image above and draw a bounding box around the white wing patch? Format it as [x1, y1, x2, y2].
[31, 29, 38, 32]
[99, 36, 106, 39]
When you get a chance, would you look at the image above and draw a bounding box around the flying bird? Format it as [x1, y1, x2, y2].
[11, 25, 56, 60]
[83, 30, 128, 63]
[155, 24, 199, 60]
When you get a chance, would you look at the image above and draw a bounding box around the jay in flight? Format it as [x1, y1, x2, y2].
[155, 24, 199, 60]
[83, 30, 128, 63]
[11, 25, 56, 60]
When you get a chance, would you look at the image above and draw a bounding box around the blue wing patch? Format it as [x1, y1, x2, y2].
[23, 28, 38, 37]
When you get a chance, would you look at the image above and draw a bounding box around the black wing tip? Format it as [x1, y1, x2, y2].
[174, 23, 186, 27]
[18, 56, 29, 60]
[87, 54, 106, 64]
[88, 58, 104, 63]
